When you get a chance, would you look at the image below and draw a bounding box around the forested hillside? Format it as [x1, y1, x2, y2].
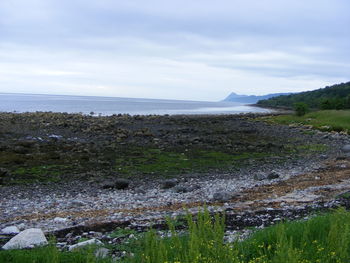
[257, 82, 350, 109]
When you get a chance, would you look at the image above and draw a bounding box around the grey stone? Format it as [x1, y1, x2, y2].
[2, 228, 48, 250]
[342, 145, 350, 153]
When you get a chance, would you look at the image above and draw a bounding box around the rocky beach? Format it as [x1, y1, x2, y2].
[1, 111, 350, 255]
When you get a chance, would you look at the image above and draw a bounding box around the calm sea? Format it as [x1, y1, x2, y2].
[0, 93, 270, 115]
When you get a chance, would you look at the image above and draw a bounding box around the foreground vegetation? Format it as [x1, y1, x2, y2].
[2, 208, 350, 263]
[257, 81, 350, 110]
[263, 110, 350, 134]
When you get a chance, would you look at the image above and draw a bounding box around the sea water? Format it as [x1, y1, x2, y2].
[0, 93, 270, 115]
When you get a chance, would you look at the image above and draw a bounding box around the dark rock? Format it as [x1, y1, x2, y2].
[102, 178, 130, 190]
[267, 172, 280, 180]
[161, 179, 177, 189]
[114, 178, 131, 190]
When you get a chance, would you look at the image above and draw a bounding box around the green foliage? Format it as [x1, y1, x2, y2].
[257, 82, 350, 110]
[294, 102, 309, 116]
[264, 110, 350, 134]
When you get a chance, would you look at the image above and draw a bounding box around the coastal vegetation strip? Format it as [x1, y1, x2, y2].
[2, 208, 350, 262]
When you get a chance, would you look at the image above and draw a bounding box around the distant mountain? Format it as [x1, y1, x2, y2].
[223, 92, 293, 104]
[257, 82, 350, 109]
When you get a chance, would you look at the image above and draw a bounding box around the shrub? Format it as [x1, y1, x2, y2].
[294, 102, 309, 116]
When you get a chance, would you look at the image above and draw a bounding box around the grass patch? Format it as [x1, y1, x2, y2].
[264, 110, 350, 134]
[115, 148, 269, 177]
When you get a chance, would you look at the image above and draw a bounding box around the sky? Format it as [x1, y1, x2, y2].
[0, 0, 349, 101]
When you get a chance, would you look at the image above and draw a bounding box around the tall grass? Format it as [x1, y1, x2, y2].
[2, 208, 350, 263]
[129, 208, 350, 263]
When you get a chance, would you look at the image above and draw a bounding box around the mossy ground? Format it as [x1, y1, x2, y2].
[115, 148, 271, 178]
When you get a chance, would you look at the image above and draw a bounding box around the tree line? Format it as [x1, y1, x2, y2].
[257, 82, 350, 110]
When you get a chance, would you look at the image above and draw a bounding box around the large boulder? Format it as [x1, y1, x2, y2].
[2, 228, 48, 250]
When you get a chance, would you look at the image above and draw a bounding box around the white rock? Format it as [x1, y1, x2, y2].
[53, 217, 68, 223]
[68, 238, 103, 251]
[2, 228, 48, 250]
[1, 226, 20, 235]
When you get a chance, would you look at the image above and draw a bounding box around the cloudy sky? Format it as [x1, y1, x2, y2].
[0, 0, 349, 101]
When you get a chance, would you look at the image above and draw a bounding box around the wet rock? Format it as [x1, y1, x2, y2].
[68, 238, 103, 251]
[2, 228, 48, 250]
[1, 226, 20, 235]
[161, 179, 177, 189]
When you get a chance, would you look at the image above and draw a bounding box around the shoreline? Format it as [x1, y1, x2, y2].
[0, 111, 349, 250]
